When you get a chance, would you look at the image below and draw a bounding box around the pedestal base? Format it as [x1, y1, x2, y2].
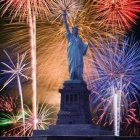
[33, 124, 112, 136]
[33, 80, 113, 137]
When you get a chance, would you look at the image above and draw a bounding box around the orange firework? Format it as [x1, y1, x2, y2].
[49, 0, 81, 22]
[93, 0, 140, 30]
[0, 1, 120, 91]
[0, 0, 50, 21]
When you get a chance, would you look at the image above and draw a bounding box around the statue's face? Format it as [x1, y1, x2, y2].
[72, 27, 78, 36]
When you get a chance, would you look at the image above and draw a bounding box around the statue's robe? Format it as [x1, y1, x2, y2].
[66, 32, 88, 80]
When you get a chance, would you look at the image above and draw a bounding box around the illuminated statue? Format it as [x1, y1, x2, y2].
[63, 10, 88, 80]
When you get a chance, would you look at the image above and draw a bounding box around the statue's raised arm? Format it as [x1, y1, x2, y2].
[63, 10, 70, 34]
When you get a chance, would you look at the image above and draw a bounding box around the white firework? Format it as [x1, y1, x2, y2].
[1, 50, 31, 135]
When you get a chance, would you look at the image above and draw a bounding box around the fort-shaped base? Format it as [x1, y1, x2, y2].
[33, 80, 113, 136]
[33, 124, 112, 136]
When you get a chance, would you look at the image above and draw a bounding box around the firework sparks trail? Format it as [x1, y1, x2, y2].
[86, 36, 140, 136]
[112, 81, 122, 136]
[93, 0, 140, 30]
[0, 0, 51, 130]
[0, 50, 31, 135]
[113, 86, 118, 135]
[0, 103, 57, 136]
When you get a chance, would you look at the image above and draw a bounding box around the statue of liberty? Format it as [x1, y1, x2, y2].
[63, 10, 88, 81]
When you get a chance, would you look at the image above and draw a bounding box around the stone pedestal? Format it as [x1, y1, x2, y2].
[57, 80, 92, 124]
[33, 80, 112, 136]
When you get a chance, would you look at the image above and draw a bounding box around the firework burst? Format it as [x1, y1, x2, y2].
[24, 103, 56, 136]
[0, 0, 50, 21]
[93, 0, 140, 30]
[86, 35, 140, 136]
[49, 0, 81, 22]
[0, 112, 22, 126]
[1, 103, 57, 136]
[0, 111, 24, 136]
[0, 95, 19, 113]
[121, 101, 140, 136]
[0, 50, 31, 135]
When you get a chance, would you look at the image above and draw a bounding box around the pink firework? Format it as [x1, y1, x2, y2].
[121, 102, 140, 136]
[91, 95, 139, 135]
[93, 0, 140, 30]
[0, 95, 19, 113]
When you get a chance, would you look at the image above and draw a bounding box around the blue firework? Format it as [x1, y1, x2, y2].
[86, 35, 140, 129]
